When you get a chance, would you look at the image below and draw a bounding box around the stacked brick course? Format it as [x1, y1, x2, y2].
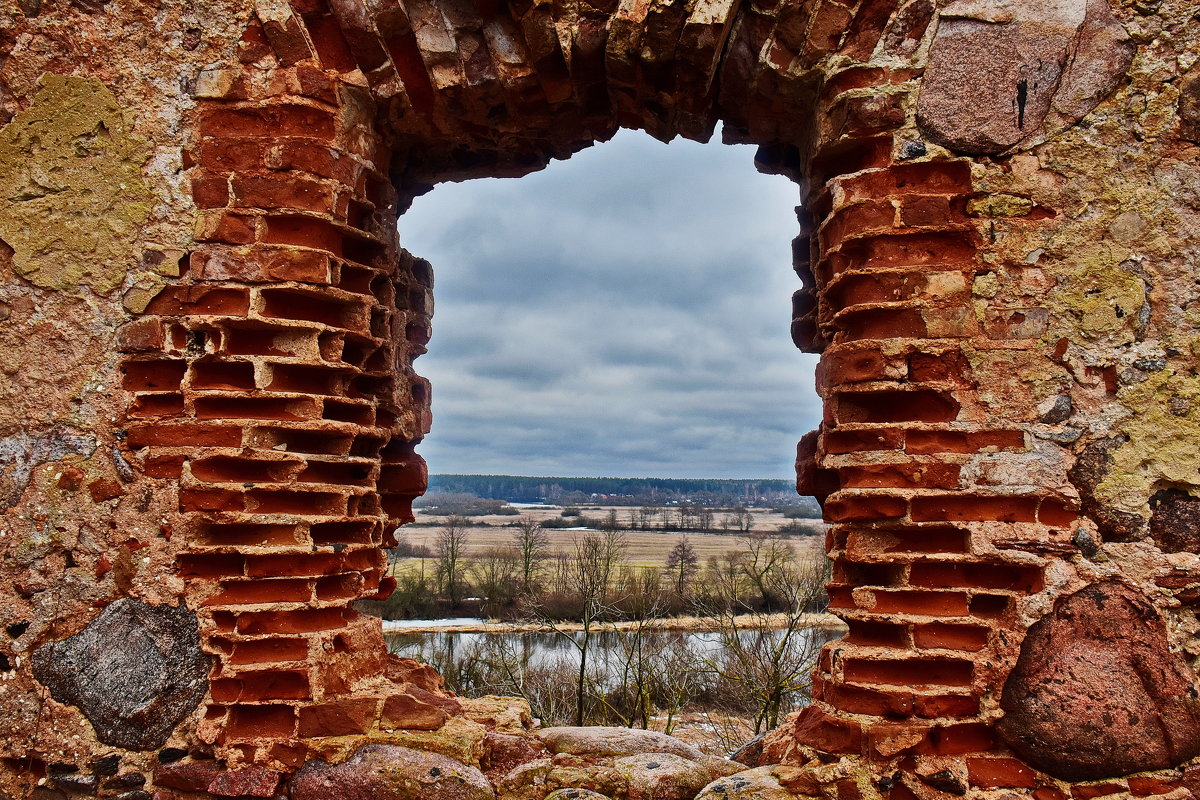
[1, 0, 1199, 799]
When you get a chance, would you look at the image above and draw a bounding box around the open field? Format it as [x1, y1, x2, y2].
[396, 504, 826, 568]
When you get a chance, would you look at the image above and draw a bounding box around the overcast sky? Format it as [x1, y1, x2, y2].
[398, 129, 821, 480]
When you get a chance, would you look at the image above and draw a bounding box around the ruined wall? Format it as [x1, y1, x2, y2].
[0, 0, 1198, 799]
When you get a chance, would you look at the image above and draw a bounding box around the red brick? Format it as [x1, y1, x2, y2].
[847, 525, 969, 555]
[839, 462, 961, 490]
[843, 657, 973, 687]
[908, 561, 1043, 592]
[195, 138, 265, 172]
[297, 698, 378, 737]
[908, 350, 972, 383]
[179, 487, 244, 512]
[824, 427, 904, 455]
[910, 495, 1039, 523]
[125, 422, 243, 448]
[143, 453, 186, 478]
[820, 199, 896, 251]
[919, 723, 995, 755]
[244, 553, 344, 578]
[87, 479, 123, 503]
[838, 161, 973, 203]
[845, 619, 910, 648]
[1071, 783, 1129, 800]
[204, 578, 313, 606]
[905, 429, 1024, 454]
[822, 345, 891, 383]
[825, 494, 907, 521]
[899, 195, 954, 227]
[836, 307, 928, 340]
[967, 757, 1039, 788]
[792, 705, 864, 753]
[232, 175, 334, 213]
[191, 175, 230, 208]
[196, 213, 257, 245]
[144, 286, 251, 317]
[227, 638, 311, 665]
[913, 692, 980, 718]
[236, 608, 349, 635]
[201, 106, 335, 139]
[868, 589, 970, 616]
[837, 389, 960, 424]
[223, 705, 297, 740]
[176, 553, 245, 578]
[116, 318, 167, 352]
[911, 623, 990, 651]
[1128, 777, 1181, 797]
[1038, 498, 1079, 525]
[192, 246, 331, 283]
[826, 683, 914, 718]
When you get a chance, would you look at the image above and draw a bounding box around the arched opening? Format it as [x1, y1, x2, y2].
[401, 128, 816, 479]
[366, 128, 834, 739]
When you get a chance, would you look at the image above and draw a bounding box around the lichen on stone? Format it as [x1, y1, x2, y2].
[0, 74, 152, 294]
[1094, 370, 1200, 518]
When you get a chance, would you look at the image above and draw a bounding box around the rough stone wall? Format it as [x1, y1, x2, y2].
[0, 0, 1198, 799]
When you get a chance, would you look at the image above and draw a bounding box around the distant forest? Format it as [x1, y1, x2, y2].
[427, 474, 810, 508]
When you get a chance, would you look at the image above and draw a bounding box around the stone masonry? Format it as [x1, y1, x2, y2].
[0, 1, 1198, 799]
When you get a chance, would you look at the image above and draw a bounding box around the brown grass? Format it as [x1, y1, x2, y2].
[398, 505, 825, 569]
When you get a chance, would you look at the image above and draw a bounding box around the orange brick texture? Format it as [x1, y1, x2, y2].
[116, 23, 435, 758]
[2, 0, 1199, 798]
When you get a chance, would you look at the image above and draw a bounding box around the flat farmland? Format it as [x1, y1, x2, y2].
[398, 505, 826, 568]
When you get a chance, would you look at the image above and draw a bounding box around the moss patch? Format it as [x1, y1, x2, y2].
[1044, 245, 1147, 344]
[1096, 370, 1200, 516]
[0, 75, 152, 294]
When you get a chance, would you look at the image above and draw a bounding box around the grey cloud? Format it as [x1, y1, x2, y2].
[402, 128, 820, 479]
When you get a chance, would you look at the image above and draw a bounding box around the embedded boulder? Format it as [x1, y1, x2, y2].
[997, 580, 1200, 780]
[694, 766, 798, 800]
[289, 744, 494, 800]
[537, 727, 705, 761]
[30, 598, 208, 750]
[916, 0, 1134, 155]
[614, 753, 715, 800]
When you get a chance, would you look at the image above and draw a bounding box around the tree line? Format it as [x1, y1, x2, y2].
[426, 474, 813, 508]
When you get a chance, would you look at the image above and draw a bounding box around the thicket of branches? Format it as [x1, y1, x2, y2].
[374, 517, 833, 737]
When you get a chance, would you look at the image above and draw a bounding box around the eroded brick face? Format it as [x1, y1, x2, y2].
[0, 0, 1198, 799]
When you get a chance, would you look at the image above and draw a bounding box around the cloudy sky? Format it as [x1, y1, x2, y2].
[398, 129, 821, 480]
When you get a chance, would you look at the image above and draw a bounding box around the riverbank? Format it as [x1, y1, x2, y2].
[380, 612, 847, 634]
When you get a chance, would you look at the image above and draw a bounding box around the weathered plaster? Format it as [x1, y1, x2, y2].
[0, 75, 151, 294]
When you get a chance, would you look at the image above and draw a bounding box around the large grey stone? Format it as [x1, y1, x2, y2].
[289, 744, 494, 800]
[916, 0, 1133, 155]
[31, 598, 208, 750]
[997, 580, 1200, 780]
[694, 767, 796, 800]
[614, 753, 713, 800]
[536, 727, 704, 762]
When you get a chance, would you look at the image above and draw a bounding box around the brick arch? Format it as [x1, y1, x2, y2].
[66, 0, 1200, 793]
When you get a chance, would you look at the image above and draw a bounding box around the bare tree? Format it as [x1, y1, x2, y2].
[664, 536, 699, 597]
[435, 515, 469, 607]
[470, 546, 519, 616]
[531, 529, 626, 725]
[696, 548, 831, 733]
[511, 516, 550, 596]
